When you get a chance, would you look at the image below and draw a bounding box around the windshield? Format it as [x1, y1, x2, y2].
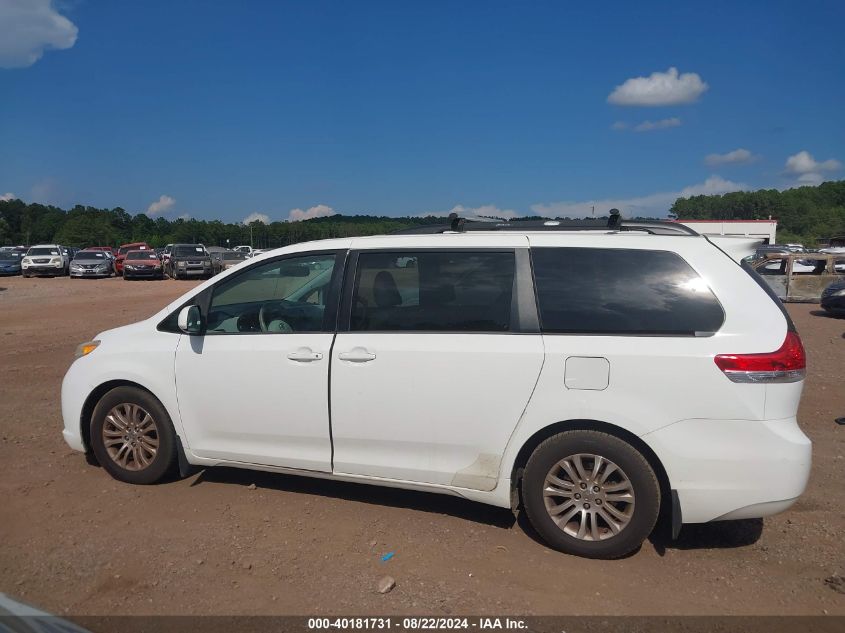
[74, 252, 107, 261]
[127, 251, 159, 260]
[119, 245, 147, 255]
[27, 247, 60, 256]
[0, 252, 22, 261]
[223, 252, 247, 260]
[173, 245, 206, 257]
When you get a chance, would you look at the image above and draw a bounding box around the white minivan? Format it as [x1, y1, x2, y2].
[61, 217, 811, 558]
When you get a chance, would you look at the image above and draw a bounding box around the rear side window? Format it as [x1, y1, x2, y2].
[531, 247, 724, 335]
[351, 251, 515, 332]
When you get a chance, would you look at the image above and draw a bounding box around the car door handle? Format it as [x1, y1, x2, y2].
[287, 348, 323, 362]
[338, 348, 376, 362]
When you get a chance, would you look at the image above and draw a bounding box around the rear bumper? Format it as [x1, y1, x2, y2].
[643, 417, 811, 523]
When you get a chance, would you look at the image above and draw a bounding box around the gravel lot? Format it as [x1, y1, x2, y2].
[0, 275, 843, 616]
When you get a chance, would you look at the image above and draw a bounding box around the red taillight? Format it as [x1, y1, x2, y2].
[714, 331, 806, 383]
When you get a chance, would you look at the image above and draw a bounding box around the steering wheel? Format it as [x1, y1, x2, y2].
[258, 303, 294, 333]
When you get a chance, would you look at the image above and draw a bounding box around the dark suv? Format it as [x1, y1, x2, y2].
[166, 244, 214, 280]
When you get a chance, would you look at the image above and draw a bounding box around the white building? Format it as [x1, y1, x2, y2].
[674, 219, 777, 244]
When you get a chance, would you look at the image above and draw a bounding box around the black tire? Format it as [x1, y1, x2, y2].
[522, 430, 660, 559]
[90, 386, 178, 484]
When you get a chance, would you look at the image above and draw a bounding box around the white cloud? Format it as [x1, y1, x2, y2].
[176, 213, 192, 221]
[608, 67, 708, 107]
[243, 212, 270, 224]
[704, 148, 757, 166]
[784, 150, 839, 174]
[146, 194, 175, 216]
[421, 204, 520, 220]
[530, 176, 747, 219]
[0, 192, 16, 201]
[633, 117, 682, 132]
[0, 0, 78, 68]
[611, 121, 629, 131]
[288, 204, 336, 222]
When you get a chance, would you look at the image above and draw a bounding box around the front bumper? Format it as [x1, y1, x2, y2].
[124, 267, 163, 278]
[0, 268, 21, 275]
[61, 358, 92, 453]
[820, 294, 845, 312]
[23, 264, 64, 275]
[643, 417, 811, 523]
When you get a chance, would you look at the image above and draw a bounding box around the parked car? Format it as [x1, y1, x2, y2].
[165, 243, 213, 279]
[820, 279, 845, 315]
[233, 245, 253, 255]
[221, 250, 249, 270]
[21, 244, 69, 277]
[61, 218, 811, 559]
[70, 250, 113, 278]
[115, 242, 153, 275]
[0, 250, 23, 275]
[63, 246, 80, 262]
[160, 244, 174, 267]
[85, 246, 116, 259]
[122, 250, 164, 280]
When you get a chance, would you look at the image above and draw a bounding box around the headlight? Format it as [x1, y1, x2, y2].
[74, 340, 100, 359]
[177, 261, 186, 267]
[834, 289, 845, 297]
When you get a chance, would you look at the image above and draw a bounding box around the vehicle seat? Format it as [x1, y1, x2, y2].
[373, 271, 402, 307]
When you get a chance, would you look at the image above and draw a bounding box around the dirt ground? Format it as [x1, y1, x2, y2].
[0, 275, 843, 616]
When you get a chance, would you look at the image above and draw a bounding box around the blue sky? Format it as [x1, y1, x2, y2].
[1, 0, 843, 222]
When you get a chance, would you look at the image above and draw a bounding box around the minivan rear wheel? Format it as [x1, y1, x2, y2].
[522, 430, 660, 559]
[90, 386, 178, 484]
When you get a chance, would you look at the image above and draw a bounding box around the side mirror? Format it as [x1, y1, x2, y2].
[177, 305, 204, 335]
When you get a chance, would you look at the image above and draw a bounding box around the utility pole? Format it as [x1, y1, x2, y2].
[250, 224, 254, 248]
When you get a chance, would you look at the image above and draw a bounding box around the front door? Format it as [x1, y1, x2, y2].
[330, 246, 544, 490]
[175, 251, 344, 470]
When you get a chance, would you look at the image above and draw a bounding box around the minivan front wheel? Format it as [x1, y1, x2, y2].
[522, 430, 660, 559]
[90, 386, 177, 484]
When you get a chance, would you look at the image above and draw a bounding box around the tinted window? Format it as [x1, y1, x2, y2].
[351, 251, 515, 332]
[74, 251, 107, 260]
[173, 245, 206, 257]
[27, 247, 60, 256]
[531, 247, 724, 335]
[207, 254, 337, 334]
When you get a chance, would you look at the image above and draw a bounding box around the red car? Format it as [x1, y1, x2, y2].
[115, 242, 153, 274]
[122, 250, 164, 280]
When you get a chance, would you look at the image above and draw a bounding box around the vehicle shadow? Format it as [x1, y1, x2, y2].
[810, 309, 845, 320]
[190, 466, 517, 530]
[649, 518, 763, 555]
[187, 466, 764, 555]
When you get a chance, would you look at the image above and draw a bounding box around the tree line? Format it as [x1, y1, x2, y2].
[1, 180, 843, 248]
[669, 180, 845, 244]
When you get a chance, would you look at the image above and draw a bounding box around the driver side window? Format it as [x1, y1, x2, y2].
[207, 253, 337, 334]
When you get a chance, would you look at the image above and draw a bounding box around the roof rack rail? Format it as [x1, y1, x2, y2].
[392, 209, 700, 236]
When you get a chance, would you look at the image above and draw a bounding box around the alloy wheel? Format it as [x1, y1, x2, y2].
[543, 453, 635, 541]
[102, 403, 159, 471]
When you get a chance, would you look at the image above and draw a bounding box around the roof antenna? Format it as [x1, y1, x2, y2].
[607, 208, 622, 229]
[448, 212, 466, 232]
